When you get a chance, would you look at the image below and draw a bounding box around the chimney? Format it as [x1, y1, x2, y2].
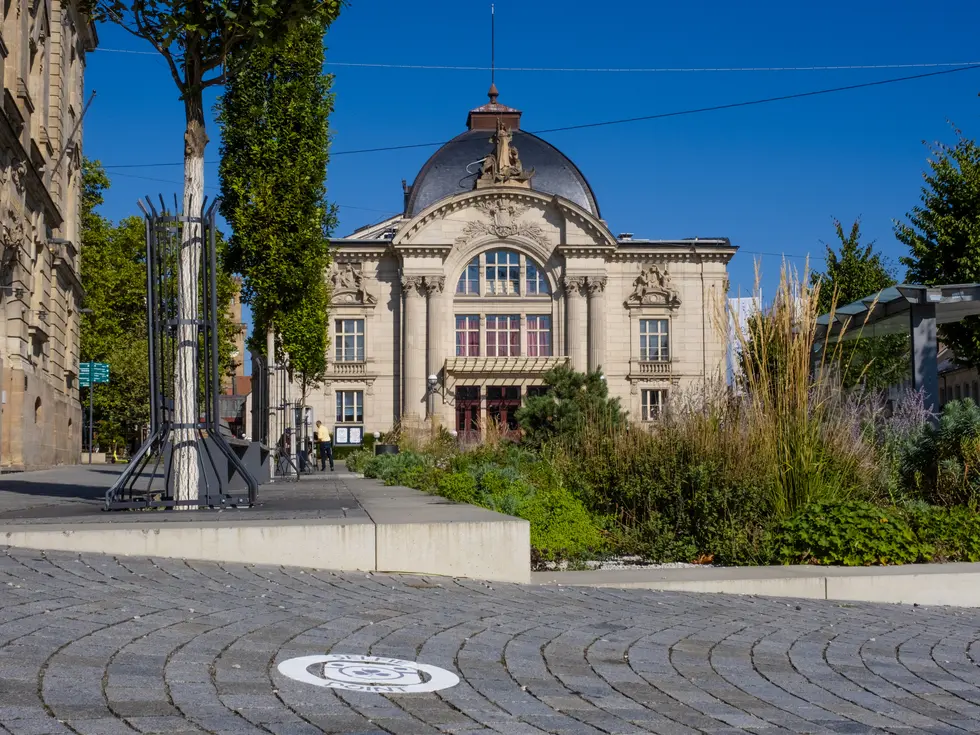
[618, 233, 634, 241]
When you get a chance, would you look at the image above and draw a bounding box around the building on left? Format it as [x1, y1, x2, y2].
[0, 0, 97, 470]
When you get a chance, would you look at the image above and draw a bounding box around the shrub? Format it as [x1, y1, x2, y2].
[513, 461, 605, 562]
[901, 399, 980, 507]
[516, 365, 624, 448]
[363, 451, 435, 488]
[775, 501, 928, 566]
[904, 504, 980, 562]
[436, 471, 477, 504]
[344, 448, 374, 474]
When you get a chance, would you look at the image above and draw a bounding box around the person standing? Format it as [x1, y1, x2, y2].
[315, 420, 334, 471]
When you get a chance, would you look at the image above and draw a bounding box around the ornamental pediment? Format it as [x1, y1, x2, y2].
[329, 262, 377, 307]
[625, 264, 681, 308]
[394, 189, 617, 252]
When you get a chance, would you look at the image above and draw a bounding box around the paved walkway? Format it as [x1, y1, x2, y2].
[3, 547, 980, 734]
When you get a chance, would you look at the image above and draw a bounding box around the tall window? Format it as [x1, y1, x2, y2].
[455, 315, 480, 357]
[642, 389, 667, 420]
[336, 391, 363, 423]
[486, 315, 520, 357]
[640, 319, 670, 362]
[455, 249, 551, 297]
[526, 263, 549, 295]
[335, 319, 365, 362]
[485, 250, 520, 295]
[526, 315, 552, 357]
[456, 257, 479, 295]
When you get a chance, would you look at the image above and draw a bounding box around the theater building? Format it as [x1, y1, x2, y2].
[295, 87, 736, 445]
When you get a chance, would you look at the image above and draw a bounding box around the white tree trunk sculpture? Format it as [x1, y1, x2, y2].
[172, 97, 208, 506]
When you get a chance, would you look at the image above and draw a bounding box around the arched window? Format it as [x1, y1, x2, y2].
[34, 397, 41, 424]
[455, 249, 551, 297]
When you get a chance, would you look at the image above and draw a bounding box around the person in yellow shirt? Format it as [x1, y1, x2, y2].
[315, 420, 334, 471]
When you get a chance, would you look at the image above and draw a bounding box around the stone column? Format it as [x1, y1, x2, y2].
[587, 276, 607, 373]
[910, 301, 938, 421]
[402, 275, 427, 422]
[424, 276, 445, 420]
[564, 276, 588, 372]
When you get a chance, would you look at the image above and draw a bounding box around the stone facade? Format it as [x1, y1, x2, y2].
[0, 0, 96, 470]
[272, 90, 736, 446]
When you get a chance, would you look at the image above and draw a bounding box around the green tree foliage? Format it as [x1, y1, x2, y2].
[516, 365, 624, 447]
[218, 14, 336, 398]
[811, 218, 909, 389]
[899, 133, 980, 366]
[79, 160, 150, 451]
[80, 160, 237, 452]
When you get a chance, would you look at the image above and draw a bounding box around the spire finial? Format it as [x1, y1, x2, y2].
[490, 4, 495, 88]
[488, 82, 499, 105]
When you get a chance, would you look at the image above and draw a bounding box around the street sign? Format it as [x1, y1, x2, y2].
[79, 362, 109, 387]
[79, 362, 110, 464]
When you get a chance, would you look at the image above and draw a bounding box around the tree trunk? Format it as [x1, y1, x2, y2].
[173, 90, 209, 506]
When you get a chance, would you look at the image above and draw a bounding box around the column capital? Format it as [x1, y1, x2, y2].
[402, 274, 444, 297]
[562, 275, 588, 296]
[401, 274, 426, 297]
[586, 276, 607, 296]
[423, 275, 445, 295]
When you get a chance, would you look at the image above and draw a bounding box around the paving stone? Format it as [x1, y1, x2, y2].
[2, 547, 980, 733]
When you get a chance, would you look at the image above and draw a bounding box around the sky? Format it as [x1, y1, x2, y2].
[84, 0, 980, 307]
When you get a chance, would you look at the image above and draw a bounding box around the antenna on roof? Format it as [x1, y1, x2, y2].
[490, 4, 495, 88]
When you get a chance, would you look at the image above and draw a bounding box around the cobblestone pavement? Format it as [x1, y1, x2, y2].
[3, 549, 980, 735]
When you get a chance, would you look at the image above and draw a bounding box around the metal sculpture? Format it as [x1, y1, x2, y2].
[105, 197, 258, 509]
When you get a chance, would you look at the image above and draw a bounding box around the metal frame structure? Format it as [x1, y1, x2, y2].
[815, 283, 980, 419]
[105, 197, 258, 509]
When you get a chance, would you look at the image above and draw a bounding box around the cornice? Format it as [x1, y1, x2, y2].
[392, 243, 453, 258]
[609, 250, 735, 264]
[557, 243, 617, 258]
[331, 242, 390, 261]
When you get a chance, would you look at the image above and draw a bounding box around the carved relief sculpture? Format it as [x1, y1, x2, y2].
[476, 119, 534, 189]
[330, 262, 377, 305]
[454, 198, 550, 249]
[625, 264, 680, 307]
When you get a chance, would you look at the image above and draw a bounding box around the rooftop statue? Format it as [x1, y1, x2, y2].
[476, 119, 534, 189]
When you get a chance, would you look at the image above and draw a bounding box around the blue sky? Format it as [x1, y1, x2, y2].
[85, 0, 980, 303]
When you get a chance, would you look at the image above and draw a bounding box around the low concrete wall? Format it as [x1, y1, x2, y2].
[534, 563, 980, 607]
[376, 519, 530, 582]
[0, 515, 532, 583]
[0, 520, 377, 572]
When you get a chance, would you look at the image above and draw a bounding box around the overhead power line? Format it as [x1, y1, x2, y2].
[326, 60, 980, 73]
[101, 62, 980, 169]
[97, 48, 980, 74]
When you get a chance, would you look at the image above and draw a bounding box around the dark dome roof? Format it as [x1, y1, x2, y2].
[404, 129, 601, 218]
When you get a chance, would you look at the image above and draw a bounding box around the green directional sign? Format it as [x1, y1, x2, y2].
[79, 362, 109, 388]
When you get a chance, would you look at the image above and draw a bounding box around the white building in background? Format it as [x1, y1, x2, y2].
[270, 86, 738, 446]
[727, 292, 763, 387]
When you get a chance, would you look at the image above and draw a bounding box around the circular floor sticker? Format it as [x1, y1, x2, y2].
[277, 654, 460, 694]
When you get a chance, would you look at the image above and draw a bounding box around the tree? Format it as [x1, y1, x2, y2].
[516, 365, 624, 448]
[811, 218, 909, 389]
[899, 132, 980, 367]
[80, 161, 151, 452]
[218, 15, 336, 418]
[96, 0, 342, 502]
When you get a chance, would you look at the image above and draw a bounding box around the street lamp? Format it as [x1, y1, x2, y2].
[427, 374, 439, 418]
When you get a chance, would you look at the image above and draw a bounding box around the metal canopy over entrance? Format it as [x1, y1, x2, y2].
[815, 283, 980, 416]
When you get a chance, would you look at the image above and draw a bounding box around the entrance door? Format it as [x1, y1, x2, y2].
[487, 386, 521, 432]
[455, 386, 481, 442]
